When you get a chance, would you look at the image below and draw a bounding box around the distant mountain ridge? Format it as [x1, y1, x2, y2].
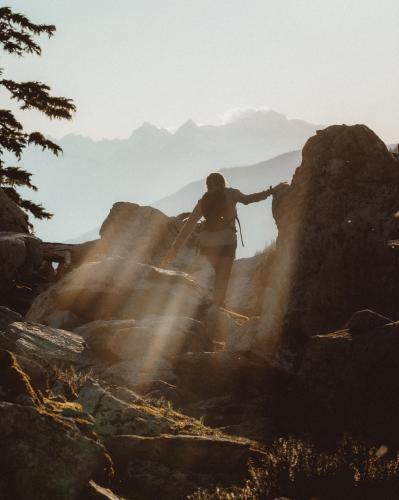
[19, 109, 321, 242]
[153, 150, 302, 257]
[68, 150, 302, 258]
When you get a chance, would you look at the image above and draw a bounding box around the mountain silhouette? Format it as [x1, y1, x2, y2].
[19, 109, 320, 242]
[68, 150, 302, 257]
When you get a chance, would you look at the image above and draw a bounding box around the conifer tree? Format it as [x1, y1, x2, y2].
[0, 6, 75, 222]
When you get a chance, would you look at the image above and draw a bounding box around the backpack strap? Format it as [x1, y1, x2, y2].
[235, 215, 244, 247]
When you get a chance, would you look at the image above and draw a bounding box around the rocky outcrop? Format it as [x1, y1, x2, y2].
[99, 202, 198, 266]
[106, 434, 264, 499]
[106, 433, 263, 473]
[75, 316, 212, 385]
[0, 321, 87, 366]
[0, 232, 42, 281]
[0, 314, 263, 498]
[296, 314, 399, 441]
[345, 309, 392, 335]
[0, 188, 29, 233]
[0, 306, 22, 330]
[75, 316, 211, 362]
[26, 257, 210, 326]
[0, 350, 112, 500]
[257, 125, 399, 345]
[0, 190, 44, 314]
[225, 254, 264, 315]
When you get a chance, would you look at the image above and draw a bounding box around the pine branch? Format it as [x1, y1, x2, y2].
[0, 110, 64, 158]
[0, 109, 26, 158]
[0, 6, 74, 223]
[28, 132, 62, 155]
[0, 165, 38, 191]
[1, 79, 76, 119]
[2, 186, 52, 219]
[0, 7, 55, 56]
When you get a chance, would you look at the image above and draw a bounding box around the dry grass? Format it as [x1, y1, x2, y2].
[188, 436, 399, 499]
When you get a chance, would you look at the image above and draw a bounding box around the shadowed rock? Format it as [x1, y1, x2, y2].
[297, 319, 399, 441]
[0, 306, 22, 330]
[257, 124, 399, 347]
[0, 188, 29, 233]
[105, 433, 264, 474]
[345, 309, 392, 335]
[0, 321, 87, 365]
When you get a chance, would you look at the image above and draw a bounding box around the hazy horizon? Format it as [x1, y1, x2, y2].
[3, 0, 399, 143]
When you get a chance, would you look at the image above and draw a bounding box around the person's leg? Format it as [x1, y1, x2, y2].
[213, 255, 234, 307]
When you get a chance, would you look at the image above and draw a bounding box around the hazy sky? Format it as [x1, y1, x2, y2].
[3, 0, 399, 142]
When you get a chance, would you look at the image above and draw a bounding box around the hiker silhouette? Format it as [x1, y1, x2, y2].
[162, 172, 287, 307]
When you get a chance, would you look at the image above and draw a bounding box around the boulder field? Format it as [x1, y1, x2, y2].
[1, 124, 399, 498]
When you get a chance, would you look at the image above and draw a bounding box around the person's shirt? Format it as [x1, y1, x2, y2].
[172, 187, 271, 252]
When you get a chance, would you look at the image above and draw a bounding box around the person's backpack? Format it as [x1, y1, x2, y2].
[200, 189, 244, 245]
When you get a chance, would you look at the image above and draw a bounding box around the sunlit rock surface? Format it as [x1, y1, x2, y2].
[75, 316, 211, 362]
[26, 257, 210, 325]
[0, 350, 112, 500]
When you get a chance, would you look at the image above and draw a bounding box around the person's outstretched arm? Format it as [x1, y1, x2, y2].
[233, 183, 288, 205]
[161, 201, 202, 266]
[232, 187, 273, 205]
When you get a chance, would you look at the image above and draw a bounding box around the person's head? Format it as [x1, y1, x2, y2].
[206, 172, 226, 193]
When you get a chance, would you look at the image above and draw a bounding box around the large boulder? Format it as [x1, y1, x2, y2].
[105, 434, 264, 498]
[0, 321, 87, 366]
[225, 254, 264, 315]
[106, 433, 263, 473]
[296, 317, 399, 441]
[77, 379, 213, 438]
[0, 350, 112, 500]
[0, 188, 29, 233]
[75, 316, 211, 362]
[75, 316, 212, 385]
[100, 358, 175, 386]
[0, 189, 42, 300]
[174, 351, 276, 402]
[100, 202, 198, 266]
[258, 125, 399, 343]
[0, 306, 22, 330]
[0, 232, 42, 282]
[26, 257, 210, 326]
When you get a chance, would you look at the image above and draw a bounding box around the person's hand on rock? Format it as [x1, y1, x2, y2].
[271, 182, 289, 194]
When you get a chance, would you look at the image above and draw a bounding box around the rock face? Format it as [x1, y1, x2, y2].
[261, 124, 399, 341]
[0, 188, 29, 233]
[75, 316, 212, 385]
[297, 317, 399, 441]
[26, 257, 210, 326]
[0, 190, 43, 314]
[106, 433, 263, 474]
[225, 254, 264, 315]
[75, 316, 211, 362]
[0, 321, 87, 366]
[100, 202, 195, 266]
[0, 306, 22, 330]
[0, 232, 42, 282]
[0, 350, 112, 500]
